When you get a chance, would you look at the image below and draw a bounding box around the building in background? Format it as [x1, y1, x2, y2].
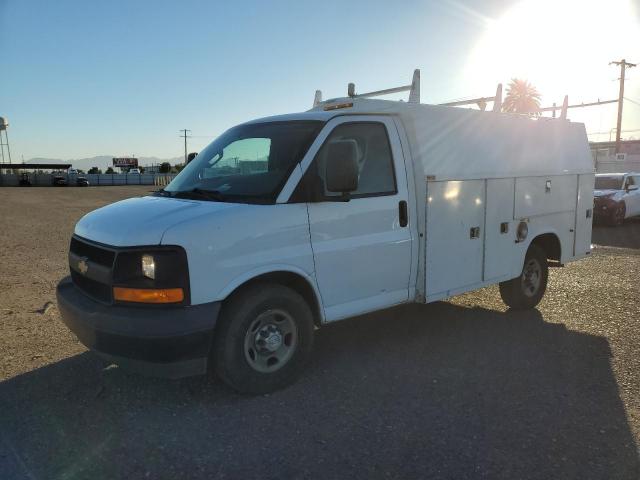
[590, 140, 640, 173]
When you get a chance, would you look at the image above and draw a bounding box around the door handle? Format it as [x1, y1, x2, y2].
[399, 201, 408, 227]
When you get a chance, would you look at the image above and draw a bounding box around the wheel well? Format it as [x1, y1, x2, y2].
[530, 233, 561, 262]
[226, 271, 323, 327]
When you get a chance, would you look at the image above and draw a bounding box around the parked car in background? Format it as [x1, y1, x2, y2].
[18, 173, 32, 186]
[52, 175, 67, 186]
[67, 168, 79, 175]
[129, 168, 141, 174]
[594, 173, 640, 226]
[76, 177, 90, 187]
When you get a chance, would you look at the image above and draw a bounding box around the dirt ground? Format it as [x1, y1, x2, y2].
[1, 186, 639, 479]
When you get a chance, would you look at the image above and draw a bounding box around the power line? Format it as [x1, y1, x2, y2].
[624, 97, 640, 107]
[587, 128, 640, 136]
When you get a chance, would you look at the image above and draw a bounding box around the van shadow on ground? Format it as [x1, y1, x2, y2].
[1, 302, 638, 480]
[592, 217, 640, 250]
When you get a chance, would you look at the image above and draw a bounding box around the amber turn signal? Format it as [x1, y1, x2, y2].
[113, 287, 184, 304]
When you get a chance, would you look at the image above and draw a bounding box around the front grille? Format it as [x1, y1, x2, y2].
[71, 270, 112, 303]
[69, 236, 115, 303]
[70, 237, 115, 268]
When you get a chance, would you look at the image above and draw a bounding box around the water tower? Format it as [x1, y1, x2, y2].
[0, 116, 11, 167]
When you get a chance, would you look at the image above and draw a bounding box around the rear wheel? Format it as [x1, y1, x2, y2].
[608, 203, 625, 226]
[213, 283, 314, 394]
[499, 245, 548, 310]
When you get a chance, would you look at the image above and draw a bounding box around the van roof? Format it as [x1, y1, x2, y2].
[243, 111, 335, 125]
[244, 96, 593, 180]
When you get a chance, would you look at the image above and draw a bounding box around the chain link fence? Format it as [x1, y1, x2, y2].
[0, 173, 177, 187]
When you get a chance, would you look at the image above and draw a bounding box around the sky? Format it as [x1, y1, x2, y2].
[1, 0, 640, 162]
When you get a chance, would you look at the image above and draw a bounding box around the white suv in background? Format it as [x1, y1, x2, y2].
[594, 173, 640, 226]
[129, 168, 141, 174]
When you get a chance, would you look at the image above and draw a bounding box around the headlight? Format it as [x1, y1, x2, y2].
[141, 254, 155, 279]
[112, 247, 190, 305]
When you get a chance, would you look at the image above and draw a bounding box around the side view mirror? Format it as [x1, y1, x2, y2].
[325, 140, 359, 195]
[187, 152, 198, 164]
[626, 184, 638, 192]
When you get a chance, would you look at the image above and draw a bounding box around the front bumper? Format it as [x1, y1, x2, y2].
[56, 277, 221, 378]
[593, 202, 611, 218]
[593, 198, 620, 219]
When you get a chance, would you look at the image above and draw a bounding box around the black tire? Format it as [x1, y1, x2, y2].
[499, 244, 548, 310]
[213, 283, 314, 394]
[608, 203, 625, 227]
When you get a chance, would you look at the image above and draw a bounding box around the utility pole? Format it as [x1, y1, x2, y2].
[179, 129, 191, 165]
[610, 59, 636, 153]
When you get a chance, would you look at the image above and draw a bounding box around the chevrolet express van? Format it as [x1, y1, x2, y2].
[57, 72, 594, 393]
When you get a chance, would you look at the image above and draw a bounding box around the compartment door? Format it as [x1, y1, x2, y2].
[574, 173, 594, 258]
[484, 178, 517, 281]
[426, 180, 485, 299]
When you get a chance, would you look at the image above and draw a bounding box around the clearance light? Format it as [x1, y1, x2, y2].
[323, 102, 353, 111]
[113, 287, 184, 304]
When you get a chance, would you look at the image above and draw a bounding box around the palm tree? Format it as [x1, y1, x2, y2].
[502, 78, 541, 115]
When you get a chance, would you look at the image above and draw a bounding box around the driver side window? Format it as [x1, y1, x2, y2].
[303, 122, 397, 201]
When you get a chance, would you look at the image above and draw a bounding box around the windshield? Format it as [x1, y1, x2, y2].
[595, 176, 623, 190]
[164, 121, 323, 203]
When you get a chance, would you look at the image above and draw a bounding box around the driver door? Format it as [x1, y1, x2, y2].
[301, 116, 413, 322]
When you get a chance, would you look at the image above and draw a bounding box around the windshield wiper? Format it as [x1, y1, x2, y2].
[171, 188, 227, 202]
[153, 188, 171, 197]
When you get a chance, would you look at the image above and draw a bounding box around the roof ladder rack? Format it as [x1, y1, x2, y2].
[560, 95, 569, 120]
[313, 90, 323, 107]
[346, 69, 421, 103]
[438, 83, 503, 112]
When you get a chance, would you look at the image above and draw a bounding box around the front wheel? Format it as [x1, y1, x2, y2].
[213, 283, 314, 394]
[499, 245, 548, 310]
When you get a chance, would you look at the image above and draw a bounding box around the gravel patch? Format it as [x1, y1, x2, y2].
[1, 187, 639, 479]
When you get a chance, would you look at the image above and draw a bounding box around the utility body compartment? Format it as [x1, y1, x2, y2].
[514, 176, 577, 218]
[424, 175, 588, 302]
[332, 97, 593, 303]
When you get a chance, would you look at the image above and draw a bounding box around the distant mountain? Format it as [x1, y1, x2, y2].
[25, 156, 184, 170]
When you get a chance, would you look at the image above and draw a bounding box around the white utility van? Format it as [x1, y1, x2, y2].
[57, 71, 594, 393]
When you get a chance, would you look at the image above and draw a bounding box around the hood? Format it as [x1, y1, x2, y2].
[593, 189, 619, 198]
[75, 195, 243, 246]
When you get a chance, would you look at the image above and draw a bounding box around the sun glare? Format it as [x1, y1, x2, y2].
[465, 0, 640, 105]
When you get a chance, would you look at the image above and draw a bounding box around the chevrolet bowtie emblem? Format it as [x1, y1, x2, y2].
[78, 258, 89, 275]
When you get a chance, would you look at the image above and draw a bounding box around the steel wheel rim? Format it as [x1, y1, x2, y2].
[243, 309, 297, 373]
[521, 258, 542, 297]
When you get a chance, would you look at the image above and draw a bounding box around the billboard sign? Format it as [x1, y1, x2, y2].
[112, 157, 138, 168]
